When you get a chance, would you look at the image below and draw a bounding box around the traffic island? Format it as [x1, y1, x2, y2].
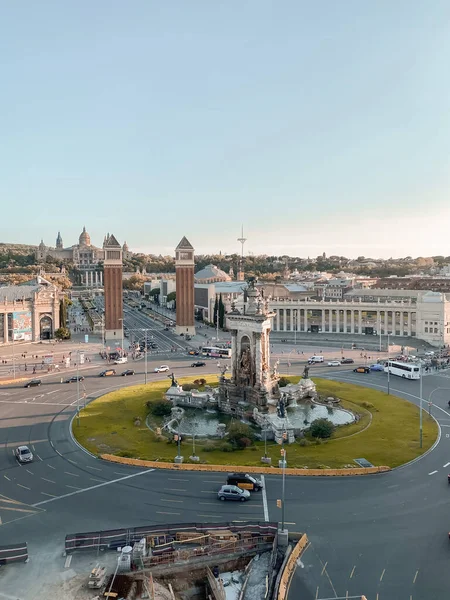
[72, 376, 438, 470]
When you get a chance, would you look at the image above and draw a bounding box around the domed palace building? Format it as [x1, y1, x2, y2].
[36, 227, 131, 288]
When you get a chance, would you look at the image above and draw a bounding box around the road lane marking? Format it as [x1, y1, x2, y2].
[200, 491, 216, 494]
[17, 484, 31, 490]
[47, 464, 56, 469]
[66, 485, 82, 490]
[46, 389, 61, 395]
[444, 462, 450, 468]
[67, 459, 78, 465]
[429, 470, 438, 475]
[85, 465, 102, 471]
[156, 511, 180, 515]
[350, 565, 356, 579]
[161, 499, 183, 503]
[41, 492, 57, 498]
[32, 468, 155, 507]
[0, 505, 38, 514]
[164, 488, 186, 492]
[315, 587, 319, 600]
[41, 478, 56, 484]
[201, 480, 224, 483]
[198, 514, 222, 518]
[65, 472, 80, 477]
[320, 561, 328, 576]
[380, 568, 386, 581]
[90, 478, 104, 483]
[26, 469, 33, 475]
[261, 475, 269, 522]
[4, 475, 11, 481]
[413, 570, 419, 584]
[168, 478, 189, 481]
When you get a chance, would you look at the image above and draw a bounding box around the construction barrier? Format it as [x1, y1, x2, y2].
[277, 535, 309, 600]
[100, 453, 390, 476]
[65, 521, 278, 554]
[0, 542, 28, 565]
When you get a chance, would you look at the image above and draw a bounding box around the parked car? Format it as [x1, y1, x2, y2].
[341, 358, 355, 364]
[327, 360, 341, 367]
[24, 379, 42, 388]
[65, 375, 85, 383]
[425, 351, 435, 356]
[226, 473, 263, 491]
[217, 485, 250, 502]
[14, 445, 33, 463]
[121, 369, 135, 376]
[354, 366, 370, 374]
[370, 364, 384, 371]
[191, 361, 206, 367]
[99, 369, 116, 377]
[154, 365, 170, 373]
[114, 357, 128, 364]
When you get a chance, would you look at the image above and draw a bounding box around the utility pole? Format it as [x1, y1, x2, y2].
[419, 363, 423, 448]
[76, 351, 80, 426]
[387, 333, 390, 396]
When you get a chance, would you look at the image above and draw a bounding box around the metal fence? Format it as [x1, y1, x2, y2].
[0, 542, 28, 565]
[65, 521, 278, 554]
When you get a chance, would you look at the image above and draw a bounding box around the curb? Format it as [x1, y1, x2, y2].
[277, 534, 309, 600]
[99, 453, 390, 477]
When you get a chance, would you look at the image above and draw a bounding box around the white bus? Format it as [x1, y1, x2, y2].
[201, 346, 232, 358]
[384, 360, 420, 380]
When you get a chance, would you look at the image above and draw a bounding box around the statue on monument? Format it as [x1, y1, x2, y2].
[168, 372, 178, 387]
[302, 365, 310, 379]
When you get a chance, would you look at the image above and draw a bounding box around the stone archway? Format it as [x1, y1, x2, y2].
[40, 315, 53, 340]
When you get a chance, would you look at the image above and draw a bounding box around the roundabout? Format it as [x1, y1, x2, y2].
[1, 359, 450, 600]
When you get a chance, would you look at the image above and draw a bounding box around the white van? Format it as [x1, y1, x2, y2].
[308, 355, 324, 364]
[114, 357, 128, 364]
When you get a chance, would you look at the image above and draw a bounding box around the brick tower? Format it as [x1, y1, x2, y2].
[175, 236, 196, 336]
[103, 233, 123, 345]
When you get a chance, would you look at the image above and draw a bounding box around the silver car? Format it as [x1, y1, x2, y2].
[15, 445, 33, 463]
[217, 485, 250, 502]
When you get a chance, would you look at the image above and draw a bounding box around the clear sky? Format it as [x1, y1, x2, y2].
[1, 1, 449, 258]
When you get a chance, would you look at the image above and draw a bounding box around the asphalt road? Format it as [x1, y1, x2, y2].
[1, 360, 450, 599]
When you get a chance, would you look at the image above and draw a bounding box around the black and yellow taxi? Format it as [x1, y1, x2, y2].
[353, 366, 370, 374]
[226, 473, 263, 491]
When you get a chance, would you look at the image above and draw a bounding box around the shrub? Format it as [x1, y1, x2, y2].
[309, 418, 335, 439]
[147, 399, 172, 417]
[116, 450, 134, 458]
[227, 422, 256, 449]
[218, 442, 234, 452]
[278, 377, 290, 388]
[201, 440, 216, 452]
[55, 327, 71, 340]
[182, 383, 196, 391]
[361, 401, 374, 409]
[298, 438, 312, 447]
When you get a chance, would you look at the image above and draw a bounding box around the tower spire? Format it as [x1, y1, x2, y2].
[237, 225, 247, 281]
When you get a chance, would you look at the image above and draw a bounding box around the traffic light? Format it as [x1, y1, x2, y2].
[282, 431, 287, 441]
[280, 448, 285, 457]
[277, 499, 282, 508]
[174, 434, 179, 442]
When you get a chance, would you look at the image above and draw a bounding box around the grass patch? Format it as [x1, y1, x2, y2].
[73, 376, 438, 469]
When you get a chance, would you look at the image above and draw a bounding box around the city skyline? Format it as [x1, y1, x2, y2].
[2, 2, 450, 257]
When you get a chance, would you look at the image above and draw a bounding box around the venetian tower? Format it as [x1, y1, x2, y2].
[103, 233, 123, 344]
[175, 236, 196, 336]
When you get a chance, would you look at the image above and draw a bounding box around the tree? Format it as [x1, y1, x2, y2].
[309, 418, 335, 439]
[227, 422, 256, 449]
[59, 299, 68, 328]
[218, 294, 225, 328]
[147, 399, 172, 417]
[166, 291, 176, 304]
[55, 327, 71, 340]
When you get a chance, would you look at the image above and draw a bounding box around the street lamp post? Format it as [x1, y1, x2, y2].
[387, 333, 390, 396]
[294, 311, 297, 346]
[281, 446, 286, 532]
[76, 351, 80, 426]
[419, 364, 423, 448]
[118, 318, 124, 355]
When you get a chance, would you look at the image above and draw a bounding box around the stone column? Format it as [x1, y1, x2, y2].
[3, 313, 8, 343]
[282, 309, 286, 331]
[358, 310, 362, 334]
[329, 309, 333, 332]
[304, 309, 308, 332]
[321, 309, 325, 333]
[343, 309, 347, 333]
[407, 311, 412, 336]
[231, 331, 238, 381]
[400, 312, 404, 335]
[275, 310, 280, 331]
[336, 309, 340, 333]
[290, 310, 294, 332]
[384, 311, 388, 335]
[350, 310, 355, 334]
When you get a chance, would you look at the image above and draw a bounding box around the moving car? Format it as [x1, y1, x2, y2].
[114, 357, 128, 364]
[369, 364, 384, 371]
[353, 366, 370, 373]
[121, 369, 135, 376]
[189, 350, 199, 356]
[226, 473, 263, 491]
[191, 361, 206, 367]
[99, 369, 116, 377]
[308, 356, 324, 364]
[24, 379, 42, 388]
[341, 358, 355, 364]
[154, 365, 170, 373]
[14, 445, 33, 463]
[65, 375, 85, 383]
[327, 360, 341, 367]
[425, 351, 435, 356]
[217, 485, 250, 502]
